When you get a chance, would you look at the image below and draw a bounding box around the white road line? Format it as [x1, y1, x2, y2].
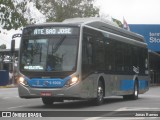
[85, 117, 102, 120]
[85, 116, 147, 120]
[7, 104, 30, 110]
[116, 107, 160, 111]
[85, 107, 160, 120]
[2, 97, 10, 99]
[85, 111, 124, 120]
[89, 117, 147, 120]
[2, 96, 19, 99]
[142, 95, 160, 98]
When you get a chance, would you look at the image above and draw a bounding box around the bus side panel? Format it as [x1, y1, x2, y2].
[138, 76, 150, 94]
[103, 74, 149, 97]
[118, 75, 149, 95]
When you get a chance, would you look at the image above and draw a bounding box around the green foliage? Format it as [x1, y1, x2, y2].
[112, 18, 123, 28]
[38, 0, 99, 22]
[0, 44, 6, 49]
[0, 0, 100, 30]
[0, 0, 28, 30]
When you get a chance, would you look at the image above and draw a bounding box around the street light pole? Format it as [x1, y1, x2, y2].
[11, 34, 21, 85]
[11, 39, 15, 84]
[12, 52, 15, 84]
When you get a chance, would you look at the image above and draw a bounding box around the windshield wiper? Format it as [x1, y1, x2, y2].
[52, 35, 66, 53]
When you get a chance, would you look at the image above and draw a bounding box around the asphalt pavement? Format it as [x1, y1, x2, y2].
[0, 86, 160, 120]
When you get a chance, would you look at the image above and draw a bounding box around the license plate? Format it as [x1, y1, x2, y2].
[40, 92, 52, 96]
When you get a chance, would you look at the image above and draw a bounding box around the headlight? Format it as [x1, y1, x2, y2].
[70, 77, 79, 85]
[65, 76, 79, 87]
[18, 77, 28, 86]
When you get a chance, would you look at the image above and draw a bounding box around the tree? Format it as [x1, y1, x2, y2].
[37, 0, 99, 22]
[0, 44, 6, 49]
[112, 18, 123, 28]
[0, 0, 28, 30]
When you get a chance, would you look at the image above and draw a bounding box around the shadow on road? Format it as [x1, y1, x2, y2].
[25, 97, 139, 110]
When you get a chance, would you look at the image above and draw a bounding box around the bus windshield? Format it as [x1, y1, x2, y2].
[20, 27, 79, 72]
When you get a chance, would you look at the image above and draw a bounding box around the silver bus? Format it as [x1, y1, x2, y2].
[17, 18, 149, 105]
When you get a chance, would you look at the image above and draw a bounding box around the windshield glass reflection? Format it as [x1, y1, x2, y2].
[20, 35, 78, 72]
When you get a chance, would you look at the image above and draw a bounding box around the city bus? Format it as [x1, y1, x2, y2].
[17, 17, 149, 106]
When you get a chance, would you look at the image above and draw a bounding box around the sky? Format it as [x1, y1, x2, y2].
[95, 0, 160, 24]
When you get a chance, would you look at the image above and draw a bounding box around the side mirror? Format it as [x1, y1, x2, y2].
[10, 33, 22, 54]
[11, 40, 15, 54]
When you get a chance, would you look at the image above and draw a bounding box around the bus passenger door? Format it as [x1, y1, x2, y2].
[82, 32, 95, 97]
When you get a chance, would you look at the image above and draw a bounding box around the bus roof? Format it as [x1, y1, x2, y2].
[26, 17, 145, 43]
[63, 17, 145, 43]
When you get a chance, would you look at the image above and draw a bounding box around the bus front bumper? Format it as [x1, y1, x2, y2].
[18, 83, 87, 99]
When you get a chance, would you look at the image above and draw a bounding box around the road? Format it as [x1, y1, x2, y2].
[0, 86, 160, 120]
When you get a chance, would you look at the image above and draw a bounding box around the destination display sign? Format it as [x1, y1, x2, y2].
[23, 27, 79, 36]
[34, 28, 72, 35]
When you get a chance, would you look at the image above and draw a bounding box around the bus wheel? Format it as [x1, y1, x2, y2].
[132, 80, 139, 100]
[123, 81, 139, 100]
[93, 80, 104, 106]
[42, 97, 54, 105]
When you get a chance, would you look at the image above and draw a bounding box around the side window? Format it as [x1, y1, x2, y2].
[139, 48, 144, 74]
[94, 34, 105, 71]
[82, 34, 93, 65]
[82, 27, 105, 77]
[82, 32, 94, 77]
[124, 44, 132, 73]
[115, 41, 124, 72]
[132, 46, 139, 67]
[105, 38, 115, 73]
[139, 47, 148, 75]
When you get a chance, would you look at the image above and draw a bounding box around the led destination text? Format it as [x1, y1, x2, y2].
[34, 28, 72, 35]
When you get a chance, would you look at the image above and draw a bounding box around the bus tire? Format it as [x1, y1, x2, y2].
[123, 80, 139, 100]
[93, 80, 104, 106]
[131, 80, 139, 100]
[42, 97, 54, 105]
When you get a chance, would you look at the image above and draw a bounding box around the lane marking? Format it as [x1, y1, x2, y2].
[87, 117, 147, 120]
[142, 95, 160, 98]
[7, 104, 31, 110]
[116, 107, 160, 111]
[85, 107, 160, 120]
[2, 96, 19, 100]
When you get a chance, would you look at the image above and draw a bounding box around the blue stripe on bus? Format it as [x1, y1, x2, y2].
[26, 76, 71, 88]
[120, 79, 148, 91]
[139, 80, 149, 90]
[120, 80, 134, 91]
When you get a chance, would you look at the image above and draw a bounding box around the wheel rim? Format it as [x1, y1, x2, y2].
[97, 86, 103, 102]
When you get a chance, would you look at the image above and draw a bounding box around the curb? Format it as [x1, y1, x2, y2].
[0, 84, 17, 88]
